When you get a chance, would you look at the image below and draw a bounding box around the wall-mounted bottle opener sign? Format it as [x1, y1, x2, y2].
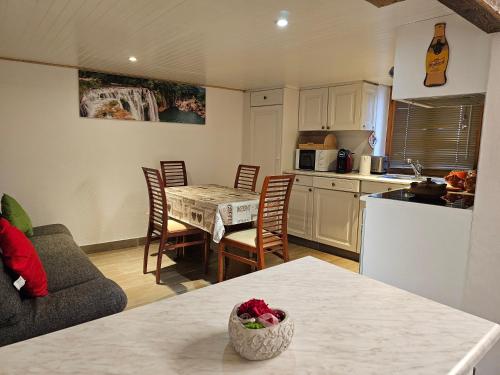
[424, 22, 449, 87]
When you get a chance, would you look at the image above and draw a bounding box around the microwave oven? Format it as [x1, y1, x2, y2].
[295, 149, 338, 172]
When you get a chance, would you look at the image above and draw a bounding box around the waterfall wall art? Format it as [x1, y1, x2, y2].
[78, 70, 206, 124]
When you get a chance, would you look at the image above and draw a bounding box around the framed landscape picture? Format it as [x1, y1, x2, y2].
[79, 70, 206, 124]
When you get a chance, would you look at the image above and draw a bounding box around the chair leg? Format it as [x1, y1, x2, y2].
[156, 237, 166, 284]
[282, 239, 290, 262]
[203, 233, 209, 274]
[257, 246, 265, 270]
[175, 237, 181, 259]
[143, 225, 153, 274]
[249, 251, 256, 272]
[218, 241, 225, 282]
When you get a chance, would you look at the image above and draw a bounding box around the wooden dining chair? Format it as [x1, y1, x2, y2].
[234, 164, 260, 192]
[218, 174, 295, 282]
[160, 161, 188, 187]
[142, 167, 208, 284]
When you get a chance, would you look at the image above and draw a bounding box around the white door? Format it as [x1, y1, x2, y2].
[328, 84, 361, 131]
[313, 188, 360, 251]
[299, 88, 328, 131]
[250, 105, 283, 191]
[288, 185, 313, 239]
[361, 84, 378, 131]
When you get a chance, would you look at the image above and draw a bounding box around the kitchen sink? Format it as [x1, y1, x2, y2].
[380, 174, 446, 184]
[380, 174, 422, 181]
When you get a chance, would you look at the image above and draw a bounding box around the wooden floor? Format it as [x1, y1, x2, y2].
[89, 242, 359, 310]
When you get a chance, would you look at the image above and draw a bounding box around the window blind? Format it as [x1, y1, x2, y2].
[389, 100, 483, 171]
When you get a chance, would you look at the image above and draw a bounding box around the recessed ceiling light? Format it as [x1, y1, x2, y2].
[276, 10, 289, 28]
[128, 56, 137, 62]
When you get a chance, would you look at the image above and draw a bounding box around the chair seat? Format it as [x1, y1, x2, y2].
[223, 228, 282, 248]
[154, 219, 197, 233]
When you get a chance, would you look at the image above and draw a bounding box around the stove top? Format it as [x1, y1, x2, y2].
[370, 189, 474, 209]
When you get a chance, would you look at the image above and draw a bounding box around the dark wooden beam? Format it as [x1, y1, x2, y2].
[438, 0, 500, 33]
[364, 0, 405, 7]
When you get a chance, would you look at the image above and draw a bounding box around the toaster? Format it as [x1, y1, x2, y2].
[371, 156, 389, 174]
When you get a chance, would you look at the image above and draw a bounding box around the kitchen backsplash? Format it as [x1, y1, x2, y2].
[333, 131, 373, 170]
[298, 130, 376, 171]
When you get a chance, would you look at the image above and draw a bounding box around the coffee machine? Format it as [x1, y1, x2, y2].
[336, 149, 353, 173]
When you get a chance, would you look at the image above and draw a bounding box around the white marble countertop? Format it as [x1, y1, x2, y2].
[1, 257, 499, 374]
[284, 169, 417, 185]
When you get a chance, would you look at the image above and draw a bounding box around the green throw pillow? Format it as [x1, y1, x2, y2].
[1, 194, 34, 236]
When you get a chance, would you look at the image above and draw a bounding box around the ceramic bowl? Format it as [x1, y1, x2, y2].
[228, 303, 294, 361]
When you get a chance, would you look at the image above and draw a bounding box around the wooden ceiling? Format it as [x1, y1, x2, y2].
[438, 0, 500, 33]
[0, 0, 453, 90]
[365, 0, 500, 33]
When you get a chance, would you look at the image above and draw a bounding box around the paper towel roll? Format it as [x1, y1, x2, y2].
[360, 155, 371, 176]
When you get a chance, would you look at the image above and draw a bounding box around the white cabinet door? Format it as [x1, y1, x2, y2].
[328, 84, 361, 131]
[250, 105, 283, 190]
[361, 83, 378, 131]
[299, 88, 328, 131]
[288, 185, 314, 239]
[313, 188, 360, 252]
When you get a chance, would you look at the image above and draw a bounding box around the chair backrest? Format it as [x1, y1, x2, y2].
[160, 161, 187, 187]
[142, 167, 168, 231]
[234, 164, 260, 192]
[256, 175, 295, 248]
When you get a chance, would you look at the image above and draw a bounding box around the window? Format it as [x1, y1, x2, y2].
[388, 98, 483, 174]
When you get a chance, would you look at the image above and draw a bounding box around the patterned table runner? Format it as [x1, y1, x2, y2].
[165, 184, 260, 243]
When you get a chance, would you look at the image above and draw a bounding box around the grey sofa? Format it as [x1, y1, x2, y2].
[0, 224, 127, 346]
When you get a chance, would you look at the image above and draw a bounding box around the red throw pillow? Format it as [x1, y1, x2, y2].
[0, 218, 48, 297]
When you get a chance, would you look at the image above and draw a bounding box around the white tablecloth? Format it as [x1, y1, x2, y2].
[165, 184, 260, 242]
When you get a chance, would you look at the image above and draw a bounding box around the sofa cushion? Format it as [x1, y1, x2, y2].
[0, 277, 127, 347]
[31, 234, 102, 293]
[1, 194, 33, 237]
[32, 224, 72, 238]
[0, 260, 23, 328]
[0, 218, 48, 297]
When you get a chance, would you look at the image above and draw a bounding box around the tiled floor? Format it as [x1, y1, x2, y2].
[89, 242, 359, 310]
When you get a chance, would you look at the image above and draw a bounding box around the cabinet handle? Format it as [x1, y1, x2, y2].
[388, 187, 392, 191]
[354, 194, 358, 198]
[296, 178, 299, 182]
[331, 182, 336, 187]
[326, 126, 330, 129]
[308, 188, 312, 192]
[321, 126, 325, 129]
[263, 96, 267, 100]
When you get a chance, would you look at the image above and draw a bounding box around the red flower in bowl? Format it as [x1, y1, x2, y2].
[238, 299, 273, 318]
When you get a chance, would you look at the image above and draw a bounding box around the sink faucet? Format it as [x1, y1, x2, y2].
[406, 158, 423, 179]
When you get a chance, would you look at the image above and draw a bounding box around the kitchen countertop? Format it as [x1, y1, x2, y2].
[1, 257, 498, 374]
[284, 169, 417, 185]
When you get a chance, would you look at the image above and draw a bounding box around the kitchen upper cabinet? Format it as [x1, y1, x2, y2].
[361, 83, 377, 131]
[328, 82, 377, 131]
[313, 188, 360, 252]
[249, 105, 283, 190]
[288, 184, 314, 239]
[299, 88, 328, 131]
[328, 84, 360, 131]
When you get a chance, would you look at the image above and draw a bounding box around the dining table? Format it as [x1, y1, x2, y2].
[164, 184, 260, 243]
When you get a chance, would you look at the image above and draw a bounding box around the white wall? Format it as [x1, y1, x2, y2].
[0, 60, 244, 246]
[463, 33, 500, 375]
[393, 14, 491, 100]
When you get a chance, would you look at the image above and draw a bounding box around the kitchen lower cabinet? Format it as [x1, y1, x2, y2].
[288, 184, 314, 240]
[312, 188, 360, 252]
